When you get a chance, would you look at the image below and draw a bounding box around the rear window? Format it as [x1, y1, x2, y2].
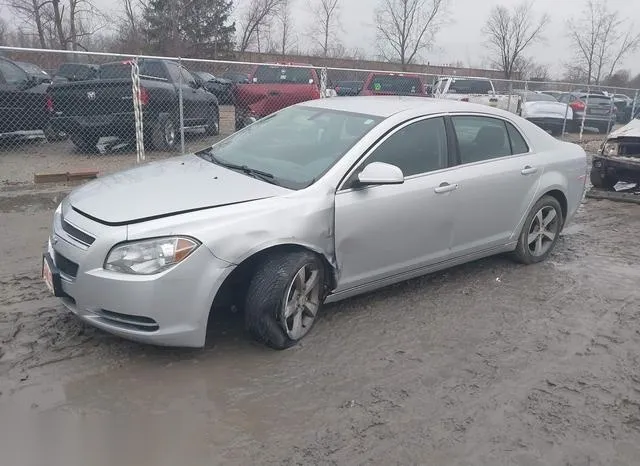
[368, 75, 423, 93]
[252, 65, 314, 84]
[57, 64, 96, 80]
[448, 79, 493, 94]
[582, 95, 612, 103]
[99, 61, 168, 80]
[524, 93, 557, 102]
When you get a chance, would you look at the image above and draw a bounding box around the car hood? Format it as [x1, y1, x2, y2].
[67, 155, 290, 225]
[608, 118, 640, 139]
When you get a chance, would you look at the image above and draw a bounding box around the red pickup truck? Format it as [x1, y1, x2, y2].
[359, 72, 427, 97]
[234, 63, 321, 130]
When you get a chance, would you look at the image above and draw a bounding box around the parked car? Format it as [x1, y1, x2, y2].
[42, 97, 587, 349]
[234, 63, 321, 130]
[222, 71, 250, 84]
[432, 76, 521, 113]
[0, 57, 64, 141]
[48, 59, 220, 152]
[334, 80, 364, 96]
[591, 117, 640, 189]
[612, 94, 634, 124]
[192, 71, 234, 104]
[514, 90, 573, 135]
[359, 73, 425, 96]
[52, 63, 99, 83]
[14, 61, 52, 84]
[557, 91, 616, 133]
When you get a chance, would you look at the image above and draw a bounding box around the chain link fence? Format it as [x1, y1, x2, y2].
[1, 46, 639, 184]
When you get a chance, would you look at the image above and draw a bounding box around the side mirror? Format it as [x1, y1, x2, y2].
[357, 162, 404, 186]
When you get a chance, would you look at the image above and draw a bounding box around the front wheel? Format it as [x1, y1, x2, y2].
[512, 195, 563, 265]
[204, 107, 220, 136]
[151, 115, 177, 151]
[70, 132, 99, 153]
[590, 168, 617, 190]
[245, 251, 325, 350]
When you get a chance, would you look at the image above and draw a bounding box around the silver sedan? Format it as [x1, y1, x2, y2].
[43, 97, 588, 349]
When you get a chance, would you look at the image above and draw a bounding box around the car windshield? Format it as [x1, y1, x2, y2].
[17, 62, 47, 75]
[337, 81, 362, 88]
[253, 65, 313, 84]
[195, 72, 215, 81]
[99, 61, 169, 80]
[198, 106, 383, 190]
[368, 75, 422, 93]
[57, 64, 95, 80]
[523, 92, 557, 102]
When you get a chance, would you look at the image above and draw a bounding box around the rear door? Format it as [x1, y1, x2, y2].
[445, 115, 542, 257]
[0, 60, 33, 133]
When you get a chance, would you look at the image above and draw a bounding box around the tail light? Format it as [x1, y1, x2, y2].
[570, 100, 585, 111]
[138, 87, 150, 106]
[46, 95, 54, 112]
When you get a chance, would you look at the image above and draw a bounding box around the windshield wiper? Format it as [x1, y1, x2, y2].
[200, 150, 279, 185]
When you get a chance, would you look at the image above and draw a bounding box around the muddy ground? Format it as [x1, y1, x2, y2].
[1, 126, 640, 465]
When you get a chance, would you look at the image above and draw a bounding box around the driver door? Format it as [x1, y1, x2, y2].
[333, 116, 458, 293]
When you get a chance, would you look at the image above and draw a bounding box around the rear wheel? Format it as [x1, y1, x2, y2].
[590, 167, 617, 190]
[245, 251, 325, 350]
[70, 132, 99, 153]
[512, 195, 563, 265]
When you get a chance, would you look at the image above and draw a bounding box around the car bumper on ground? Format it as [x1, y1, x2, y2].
[45, 207, 235, 347]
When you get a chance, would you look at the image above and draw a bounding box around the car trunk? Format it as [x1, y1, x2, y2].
[235, 83, 319, 117]
[523, 101, 571, 119]
[50, 79, 138, 117]
[585, 96, 614, 117]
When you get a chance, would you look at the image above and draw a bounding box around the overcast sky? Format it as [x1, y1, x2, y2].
[3, 0, 639, 78]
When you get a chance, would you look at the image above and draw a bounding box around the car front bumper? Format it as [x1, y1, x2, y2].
[592, 155, 640, 183]
[46, 204, 234, 347]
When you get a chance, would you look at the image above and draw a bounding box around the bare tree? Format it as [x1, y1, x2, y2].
[483, 1, 549, 80]
[567, 0, 640, 85]
[309, 0, 340, 57]
[275, 0, 295, 56]
[238, 0, 283, 52]
[7, 0, 51, 48]
[375, 0, 448, 71]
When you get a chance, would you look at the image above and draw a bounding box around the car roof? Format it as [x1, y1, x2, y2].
[300, 96, 510, 118]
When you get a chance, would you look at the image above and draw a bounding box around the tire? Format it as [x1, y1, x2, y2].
[204, 107, 220, 136]
[245, 251, 325, 350]
[70, 132, 99, 153]
[43, 123, 67, 142]
[235, 117, 245, 132]
[590, 168, 617, 190]
[512, 195, 563, 265]
[151, 115, 177, 151]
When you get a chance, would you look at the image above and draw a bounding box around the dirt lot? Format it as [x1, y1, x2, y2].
[1, 125, 640, 465]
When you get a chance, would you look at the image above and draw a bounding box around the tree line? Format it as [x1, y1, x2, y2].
[1, 0, 639, 88]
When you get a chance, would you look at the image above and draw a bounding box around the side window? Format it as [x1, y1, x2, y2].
[141, 61, 168, 80]
[165, 62, 182, 83]
[180, 67, 197, 87]
[452, 116, 511, 163]
[0, 60, 27, 86]
[506, 122, 529, 154]
[364, 117, 448, 177]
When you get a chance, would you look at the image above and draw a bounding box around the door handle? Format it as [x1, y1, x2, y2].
[521, 166, 538, 175]
[434, 182, 459, 194]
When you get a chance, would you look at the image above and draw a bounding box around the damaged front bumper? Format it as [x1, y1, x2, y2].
[594, 137, 640, 184]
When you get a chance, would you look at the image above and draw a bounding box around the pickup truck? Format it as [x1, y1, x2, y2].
[234, 63, 321, 130]
[432, 77, 521, 114]
[48, 59, 220, 152]
[0, 56, 64, 141]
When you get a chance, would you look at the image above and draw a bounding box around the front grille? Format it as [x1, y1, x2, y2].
[54, 251, 79, 278]
[96, 309, 159, 332]
[61, 219, 95, 246]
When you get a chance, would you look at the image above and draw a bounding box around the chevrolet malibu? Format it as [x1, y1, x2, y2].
[43, 97, 587, 350]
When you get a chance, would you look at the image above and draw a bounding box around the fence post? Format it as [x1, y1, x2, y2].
[607, 88, 616, 135]
[580, 86, 590, 142]
[561, 87, 571, 138]
[507, 80, 513, 113]
[131, 57, 145, 163]
[178, 57, 185, 155]
[320, 67, 328, 98]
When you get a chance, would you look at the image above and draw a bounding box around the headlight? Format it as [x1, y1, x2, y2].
[602, 142, 619, 156]
[104, 237, 200, 275]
